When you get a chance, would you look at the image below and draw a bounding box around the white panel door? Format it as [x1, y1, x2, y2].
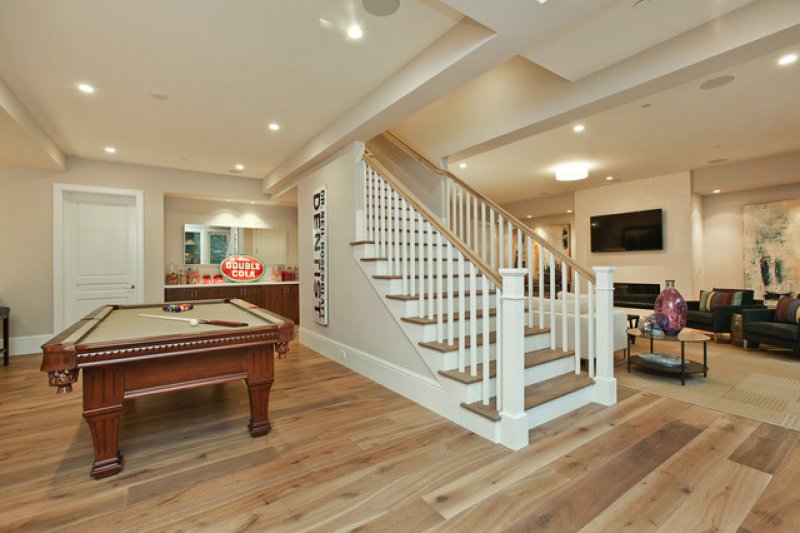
[64, 191, 140, 325]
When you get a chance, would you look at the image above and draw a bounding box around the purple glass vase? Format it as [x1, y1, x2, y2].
[654, 280, 687, 336]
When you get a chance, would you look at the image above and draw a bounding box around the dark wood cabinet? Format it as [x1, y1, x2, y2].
[165, 284, 299, 324]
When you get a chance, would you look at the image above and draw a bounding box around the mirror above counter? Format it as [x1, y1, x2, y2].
[182, 224, 288, 266]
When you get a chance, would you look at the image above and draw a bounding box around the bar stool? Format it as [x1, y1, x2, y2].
[0, 306, 8, 366]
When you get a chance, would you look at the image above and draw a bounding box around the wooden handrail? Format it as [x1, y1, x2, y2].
[384, 130, 595, 284]
[364, 153, 503, 288]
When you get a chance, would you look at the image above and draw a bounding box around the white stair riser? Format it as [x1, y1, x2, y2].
[420, 331, 552, 368]
[526, 384, 595, 429]
[461, 356, 577, 403]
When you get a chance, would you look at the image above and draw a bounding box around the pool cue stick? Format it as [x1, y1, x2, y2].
[138, 314, 248, 327]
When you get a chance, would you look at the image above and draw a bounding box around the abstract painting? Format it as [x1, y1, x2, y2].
[743, 199, 800, 298]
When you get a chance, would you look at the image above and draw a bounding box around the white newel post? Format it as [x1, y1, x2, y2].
[593, 266, 617, 405]
[498, 268, 528, 450]
[355, 142, 366, 240]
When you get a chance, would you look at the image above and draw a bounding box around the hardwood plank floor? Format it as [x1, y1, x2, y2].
[1, 336, 799, 532]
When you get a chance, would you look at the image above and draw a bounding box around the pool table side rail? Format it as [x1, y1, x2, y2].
[41, 299, 294, 394]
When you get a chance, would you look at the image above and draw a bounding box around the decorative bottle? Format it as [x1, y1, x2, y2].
[654, 280, 687, 336]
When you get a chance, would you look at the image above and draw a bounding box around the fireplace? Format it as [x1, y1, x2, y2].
[614, 282, 660, 309]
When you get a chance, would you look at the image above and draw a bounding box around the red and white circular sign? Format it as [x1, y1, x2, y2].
[220, 255, 265, 282]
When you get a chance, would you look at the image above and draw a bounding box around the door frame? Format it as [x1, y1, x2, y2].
[53, 183, 145, 332]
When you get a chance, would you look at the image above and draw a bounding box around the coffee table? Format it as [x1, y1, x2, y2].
[626, 328, 709, 386]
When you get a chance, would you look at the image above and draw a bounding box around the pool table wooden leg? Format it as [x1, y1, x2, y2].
[246, 346, 275, 437]
[83, 366, 124, 479]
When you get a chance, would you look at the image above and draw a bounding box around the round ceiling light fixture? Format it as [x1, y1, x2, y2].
[362, 0, 400, 16]
[778, 53, 798, 66]
[700, 75, 735, 90]
[555, 162, 590, 181]
[347, 23, 363, 40]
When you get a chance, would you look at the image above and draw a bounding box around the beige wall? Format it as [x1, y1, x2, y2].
[574, 171, 696, 296]
[0, 157, 269, 342]
[297, 142, 434, 377]
[703, 182, 800, 290]
[164, 197, 298, 272]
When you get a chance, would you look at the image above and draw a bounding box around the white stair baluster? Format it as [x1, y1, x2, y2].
[394, 189, 401, 277]
[445, 178, 451, 231]
[561, 260, 568, 352]
[588, 281, 595, 378]
[481, 275, 490, 405]
[516, 228, 522, 268]
[457, 249, 465, 372]
[498, 214, 504, 270]
[427, 224, 434, 319]
[538, 245, 545, 329]
[489, 208, 496, 270]
[418, 214, 425, 318]
[436, 232, 444, 343]
[469, 262, 477, 377]
[574, 272, 582, 374]
[462, 191, 472, 248]
[409, 205, 416, 298]
[527, 236, 534, 329]
[508, 221, 514, 269]
[386, 188, 394, 274]
[446, 241, 454, 346]
[481, 202, 487, 261]
[473, 196, 478, 256]
[401, 199, 409, 295]
[549, 252, 556, 350]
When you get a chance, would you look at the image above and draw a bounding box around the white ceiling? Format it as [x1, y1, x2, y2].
[0, 0, 461, 177]
[1, 0, 799, 210]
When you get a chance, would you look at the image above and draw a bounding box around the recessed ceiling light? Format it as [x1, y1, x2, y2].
[567, 209, 573, 214]
[77, 83, 95, 94]
[555, 162, 589, 181]
[226, 199, 232, 203]
[104, 146, 116, 154]
[778, 53, 798, 66]
[347, 23, 363, 40]
[713, 189, 721, 194]
[709, 158, 728, 164]
[268, 122, 280, 131]
[537, 0, 548, 3]
[606, 176, 614, 181]
[459, 162, 467, 169]
[526, 215, 533, 219]
[700, 75, 735, 90]
[573, 124, 585, 133]
[235, 163, 245, 171]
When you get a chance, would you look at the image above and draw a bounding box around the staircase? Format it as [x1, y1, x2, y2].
[348, 138, 616, 450]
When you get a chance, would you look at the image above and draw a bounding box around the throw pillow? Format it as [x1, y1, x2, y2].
[711, 290, 743, 308]
[774, 297, 800, 324]
[699, 290, 715, 312]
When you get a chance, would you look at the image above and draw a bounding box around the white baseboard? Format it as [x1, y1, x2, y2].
[9, 334, 51, 356]
[298, 328, 498, 442]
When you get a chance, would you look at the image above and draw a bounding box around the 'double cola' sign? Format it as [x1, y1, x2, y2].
[220, 255, 265, 282]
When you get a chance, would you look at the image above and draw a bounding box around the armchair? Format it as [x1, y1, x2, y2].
[685, 288, 764, 341]
[742, 307, 800, 357]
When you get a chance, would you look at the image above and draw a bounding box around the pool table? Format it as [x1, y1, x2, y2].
[41, 299, 294, 479]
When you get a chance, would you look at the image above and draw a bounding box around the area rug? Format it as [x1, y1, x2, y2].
[615, 336, 800, 430]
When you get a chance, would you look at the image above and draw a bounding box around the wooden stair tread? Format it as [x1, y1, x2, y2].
[419, 326, 548, 352]
[387, 289, 496, 301]
[402, 308, 497, 325]
[360, 256, 460, 263]
[461, 373, 594, 421]
[373, 273, 485, 281]
[351, 240, 445, 247]
[438, 348, 574, 384]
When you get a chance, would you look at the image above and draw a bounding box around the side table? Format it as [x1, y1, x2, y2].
[730, 313, 744, 347]
[0, 306, 8, 366]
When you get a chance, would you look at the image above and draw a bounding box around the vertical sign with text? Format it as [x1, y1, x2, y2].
[312, 185, 328, 325]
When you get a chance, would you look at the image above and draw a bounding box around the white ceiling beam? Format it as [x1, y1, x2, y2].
[0, 78, 65, 171]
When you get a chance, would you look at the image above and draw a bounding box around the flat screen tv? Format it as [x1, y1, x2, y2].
[590, 209, 663, 252]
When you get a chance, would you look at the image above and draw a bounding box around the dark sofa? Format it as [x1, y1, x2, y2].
[685, 288, 764, 341]
[742, 308, 800, 357]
